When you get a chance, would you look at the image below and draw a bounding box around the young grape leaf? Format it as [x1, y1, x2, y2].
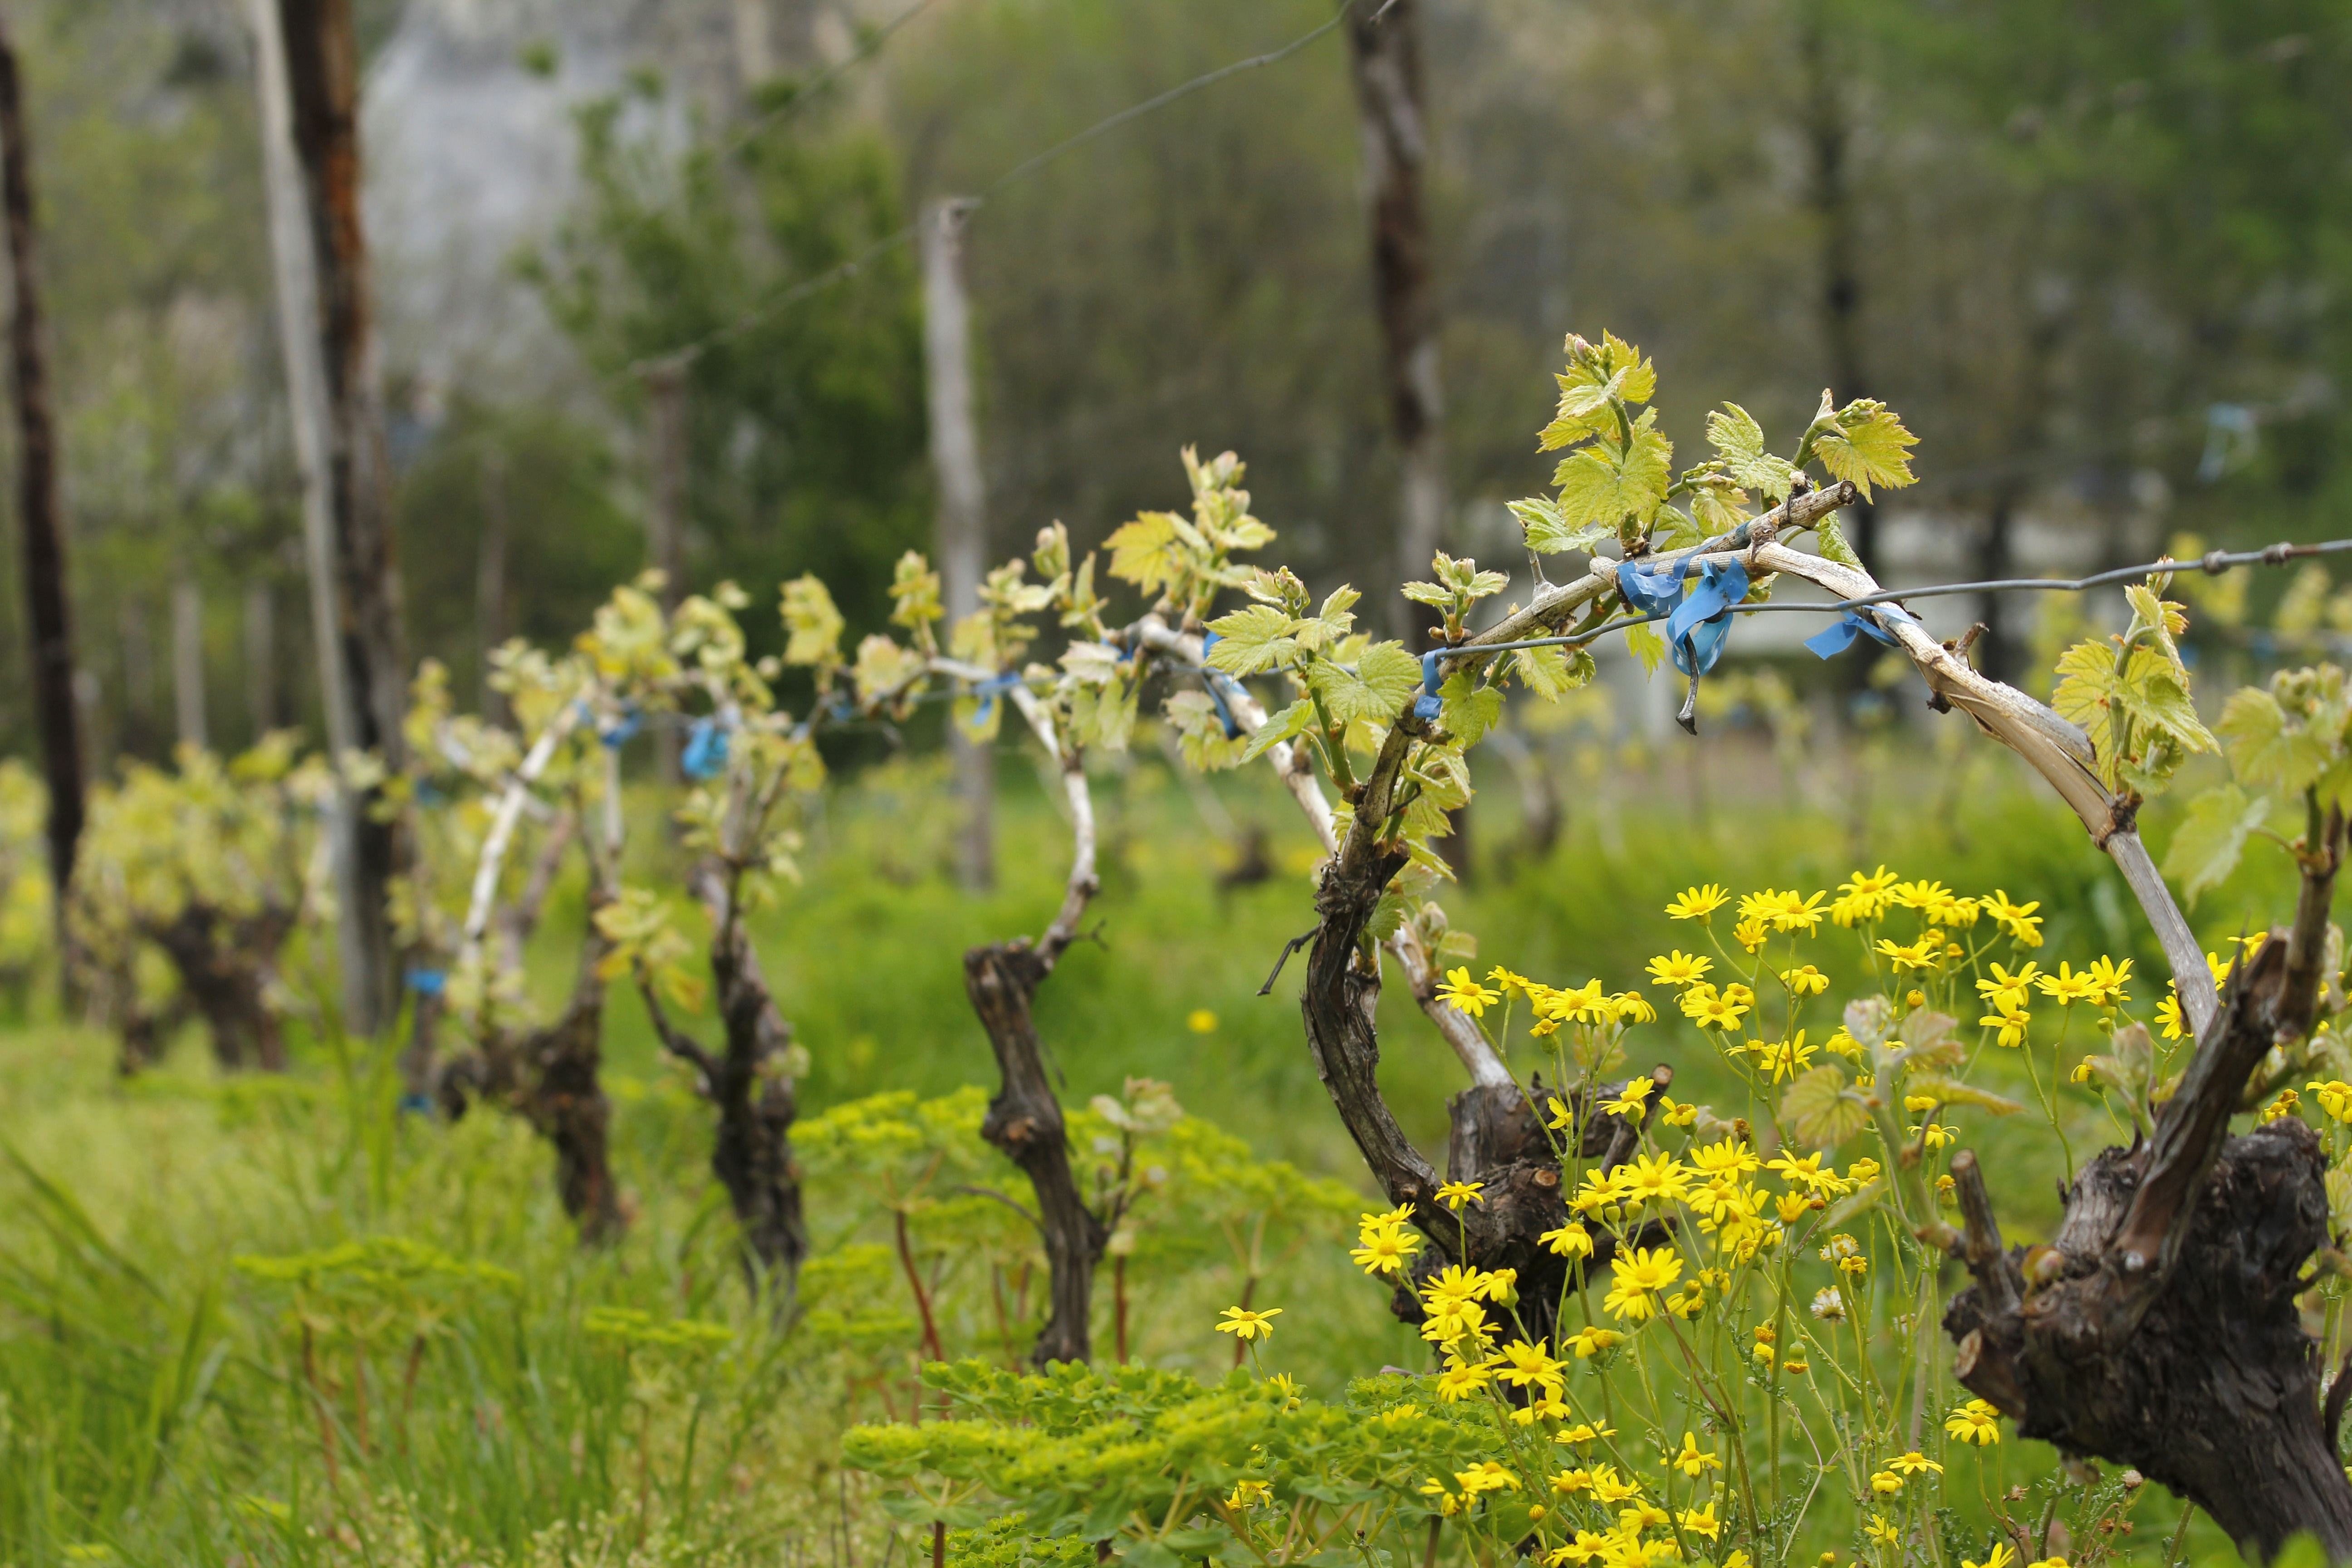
[2163, 782, 2269, 904]
[1781, 1065, 1871, 1148]
[1202, 605, 1300, 676]
[1625, 622, 1666, 676]
[1812, 398, 1918, 500]
[1705, 403, 1796, 501]
[1438, 672, 1503, 746]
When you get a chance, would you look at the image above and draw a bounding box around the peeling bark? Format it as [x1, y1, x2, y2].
[148, 905, 294, 1071]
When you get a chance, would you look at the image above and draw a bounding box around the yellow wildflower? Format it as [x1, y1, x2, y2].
[2037, 962, 2100, 1006]
[1685, 988, 1750, 1031]
[1455, 1460, 1519, 1494]
[1668, 1431, 1722, 1478]
[1752, 1031, 1818, 1083]
[1604, 1246, 1682, 1321]
[1496, 1338, 1567, 1394]
[1886, 1451, 1943, 1475]
[1780, 963, 1829, 996]
[1666, 883, 1730, 921]
[1437, 967, 1499, 1018]
[1552, 1467, 1593, 1496]
[1350, 1222, 1421, 1276]
[1690, 1137, 1760, 1179]
[1876, 936, 1937, 972]
[2156, 990, 2185, 1041]
[1734, 916, 1771, 953]
[1542, 1221, 1594, 1259]
[1963, 1548, 2016, 1568]
[1945, 1398, 2002, 1446]
[1436, 1180, 1486, 1211]
[1869, 1471, 1902, 1495]
[1227, 1479, 1271, 1509]
[2309, 1080, 2352, 1123]
[1865, 1515, 1901, 1546]
[1677, 1503, 1722, 1540]
[1588, 1465, 1639, 1503]
[1647, 950, 1713, 987]
[1434, 1360, 1493, 1402]
[1766, 1150, 1848, 1195]
[1606, 1077, 1660, 1118]
[1982, 889, 2043, 946]
[1215, 1306, 1282, 1342]
[1565, 1325, 1622, 1358]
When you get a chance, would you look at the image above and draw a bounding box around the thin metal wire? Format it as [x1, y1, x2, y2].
[1444, 536, 2352, 663]
[618, 5, 1349, 378]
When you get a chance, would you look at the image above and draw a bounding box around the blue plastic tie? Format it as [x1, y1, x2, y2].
[1194, 631, 1245, 739]
[1803, 602, 1920, 660]
[406, 967, 447, 996]
[599, 704, 643, 749]
[970, 669, 1024, 727]
[1615, 550, 1748, 677]
[397, 1092, 434, 1116]
[682, 716, 731, 779]
[1414, 651, 1444, 722]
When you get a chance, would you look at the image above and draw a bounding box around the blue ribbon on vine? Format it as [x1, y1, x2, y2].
[598, 704, 643, 749]
[1198, 632, 1245, 739]
[1803, 602, 1920, 660]
[970, 669, 1026, 728]
[1615, 551, 1749, 678]
[1415, 652, 1444, 723]
[405, 967, 447, 997]
[682, 716, 731, 779]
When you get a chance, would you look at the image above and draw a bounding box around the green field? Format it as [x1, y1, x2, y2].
[0, 736, 2303, 1565]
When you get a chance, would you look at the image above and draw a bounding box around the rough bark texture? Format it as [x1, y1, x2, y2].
[148, 905, 294, 1071]
[1943, 929, 2352, 1563]
[968, 939, 1105, 1366]
[640, 861, 809, 1299]
[279, 0, 408, 1030]
[1300, 720, 1661, 1352]
[1348, 0, 1446, 640]
[437, 918, 623, 1244]
[0, 18, 84, 956]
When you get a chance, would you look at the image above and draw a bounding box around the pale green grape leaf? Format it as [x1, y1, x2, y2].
[1625, 622, 1666, 676]
[2050, 639, 2124, 733]
[1356, 642, 1423, 714]
[1511, 644, 1592, 701]
[1203, 604, 1299, 676]
[1813, 400, 1919, 500]
[1691, 480, 1751, 534]
[1102, 511, 1186, 594]
[2219, 686, 2334, 793]
[1401, 581, 1451, 607]
[1510, 495, 1615, 556]
[1438, 672, 1503, 746]
[1705, 402, 1796, 500]
[1553, 412, 1672, 533]
[1650, 505, 1703, 549]
[2164, 782, 2269, 904]
[1780, 1065, 1870, 1149]
[2122, 649, 2215, 755]
[1813, 513, 1864, 571]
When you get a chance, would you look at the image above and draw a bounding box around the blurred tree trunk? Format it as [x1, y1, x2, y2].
[1348, 0, 1446, 628]
[0, 14, 86, 971]
[1799, 2, 1875, 696]
[1348, 0, 1470, 878]
[476, 448, 509, 725]
[249, 0, 406, 1034]
[643, 364, 685, 784]
[245, 580, 276, 736]
[172, 581, 207, 751]
[922, 197, 994, 892]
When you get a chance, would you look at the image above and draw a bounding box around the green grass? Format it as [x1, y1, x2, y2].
[0, 734, 2310, 1564]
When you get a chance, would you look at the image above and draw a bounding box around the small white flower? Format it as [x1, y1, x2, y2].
[1809, 1287, 1847, 1323]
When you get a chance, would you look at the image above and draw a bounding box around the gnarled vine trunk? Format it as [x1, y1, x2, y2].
[967, 937, 1105, 1366]
[147, 904, 294, 1071]
[1944, 899, 2352, 1563]
[638, 859, 809, 1302]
